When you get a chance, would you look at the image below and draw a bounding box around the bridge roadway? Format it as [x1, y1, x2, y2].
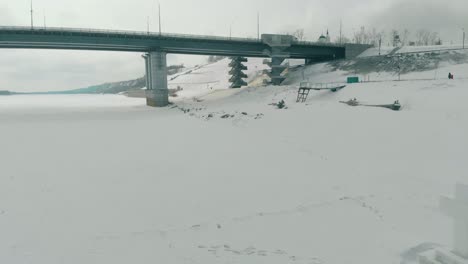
[0, 26, 351, 107]
[0, 26, 345, 58]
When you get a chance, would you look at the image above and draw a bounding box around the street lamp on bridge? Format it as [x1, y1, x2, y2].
[463, 28, 465, 49]
[30, 0, 34, 29]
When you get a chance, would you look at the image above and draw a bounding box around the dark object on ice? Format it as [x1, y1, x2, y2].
[221, 114, 231, 119]
[340, 99, 401, 111]
[449, 72, 454, 80]
[297, 82, 346, 103]
[386, 100, 402, 111]
[339, 98, 359, 106]
[217, 224, 222, 229]
[365, 100, 401, 111]
[241, 112, 248, 115]
[329, 86, 346, 92]
[277, 100, 286, 109]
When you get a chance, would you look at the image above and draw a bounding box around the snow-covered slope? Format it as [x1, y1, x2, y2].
[168, 58, 269, 99]
[1, 50, 467, 264]
[286, 49, 468, 86]
[359, 45, 466, 58]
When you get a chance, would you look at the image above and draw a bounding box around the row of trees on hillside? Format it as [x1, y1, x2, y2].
[351, 27, 442, 46]
[288, 27, 443, 47]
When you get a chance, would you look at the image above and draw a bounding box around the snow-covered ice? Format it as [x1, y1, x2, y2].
[1, 50, 468, 264]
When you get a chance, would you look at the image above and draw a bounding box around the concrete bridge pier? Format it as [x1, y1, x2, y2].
[261, 34, 293, 86]
[144, 51, 169, 107]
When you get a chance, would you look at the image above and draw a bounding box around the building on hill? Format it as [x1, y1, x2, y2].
[318, 30, 331, 43]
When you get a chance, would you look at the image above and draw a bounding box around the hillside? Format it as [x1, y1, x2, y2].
[58, 77, 146, 94]
[44, 65, 186, 95]
[284, 49, 468, 86]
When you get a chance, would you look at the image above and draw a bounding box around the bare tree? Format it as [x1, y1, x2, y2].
[415, 29, 440, 46]
[353, 27, 368, 44]
[283, 29, 305, 41]
[429, 32, 439, 45]
[377, 30, 386, 47]
[401, 29, 410, 46]
[292, 29, 305, 41]
[391, 30, 401, 47]
[416, 29, 431, 46]
[352, 27, 382, 46]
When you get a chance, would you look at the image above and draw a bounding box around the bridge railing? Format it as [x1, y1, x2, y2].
[0, 26, 346, 47]
[299, 82, 347, 89]
[0, 26, 263, 43]
[293, 40, 345, 47]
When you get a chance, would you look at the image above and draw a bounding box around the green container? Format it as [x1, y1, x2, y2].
[347, 77, 359, 84]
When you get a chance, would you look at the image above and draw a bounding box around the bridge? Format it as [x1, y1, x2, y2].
[0, 26, 370, 107]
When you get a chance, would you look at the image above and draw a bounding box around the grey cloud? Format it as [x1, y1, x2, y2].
[369, 0, 468, 42]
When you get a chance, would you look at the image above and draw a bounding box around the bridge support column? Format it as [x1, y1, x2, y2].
[261, 34, 293, 86]
[229, 57, 248, 88]
[144, 51, 169, 107]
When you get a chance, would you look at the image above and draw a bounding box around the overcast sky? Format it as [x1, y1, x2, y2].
[1, 0, 467, 92]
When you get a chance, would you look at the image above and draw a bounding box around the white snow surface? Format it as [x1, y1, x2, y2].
[358, 46, 397, 57]
[359, 45, 466, 58]
[397, 45, 465, 54]
[1, 57, 467, 264]
[168, 58, 269, 99]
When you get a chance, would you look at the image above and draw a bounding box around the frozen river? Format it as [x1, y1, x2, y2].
[0, 82, 466, 264]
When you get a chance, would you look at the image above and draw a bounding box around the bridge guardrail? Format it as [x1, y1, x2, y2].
[0, 26, 263, 43]
[0, 26, 346, 47]
[299, 82, 347, 89]
[293, 40, 345, 47]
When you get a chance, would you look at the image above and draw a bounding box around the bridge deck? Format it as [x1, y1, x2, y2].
[0, 26, 345, 59]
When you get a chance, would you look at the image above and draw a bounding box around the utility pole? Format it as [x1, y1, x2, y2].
[257, 12, 260, 41]
[379, 36, 382, 55]
[147, 16, 150, 35]
[463, 28, 465, 49]
[339, 19, 343, 44]
[397, 56, 401, 81]
[158, 2, 162, 36]
[30, 0, 34, 29]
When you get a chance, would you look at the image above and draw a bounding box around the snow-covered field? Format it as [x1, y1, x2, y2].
[1, 51, 467, 264]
